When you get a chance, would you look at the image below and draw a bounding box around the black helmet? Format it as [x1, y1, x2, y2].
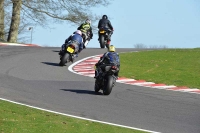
[102, 15, 108, 19]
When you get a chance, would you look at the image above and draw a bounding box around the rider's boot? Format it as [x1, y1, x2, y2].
[72, 54, 78, 59]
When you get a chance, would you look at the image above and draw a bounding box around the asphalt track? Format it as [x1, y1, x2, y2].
[0, 46, 200, 133]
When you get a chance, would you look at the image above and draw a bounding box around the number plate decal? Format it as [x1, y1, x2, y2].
[67, 47, 74, 53]
[100, 31, 105, 33]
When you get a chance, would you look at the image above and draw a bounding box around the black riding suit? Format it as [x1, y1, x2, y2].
[59, 33, 84, 57]
[98, 18, 113, 41]
[95, 52, 120, 79]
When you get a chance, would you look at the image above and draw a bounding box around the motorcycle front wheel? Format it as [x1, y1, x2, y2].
[103, 75, 114, 95]
[59, 53, 70, 66]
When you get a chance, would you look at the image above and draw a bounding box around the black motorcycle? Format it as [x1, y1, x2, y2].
[94, 64, 119, 95]
[98, 27, 112, 49]
[59, 41, 79, 66]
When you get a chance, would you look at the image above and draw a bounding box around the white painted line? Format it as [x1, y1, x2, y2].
[117, 79, 136, 82]
[82, 74, 94, 78]
[0, 43, 27, 46]
[132, 82, 155, 86]
[78, 71, 95, 74]
[0, 98, 160, 133]
[151, 86, 176, 89]
[84, 74, 95, 77]
[167, 89, 200, 94]
[124, 82, 146, 85]
[153, 86, 177, 89]
[178, 89, 200, 92]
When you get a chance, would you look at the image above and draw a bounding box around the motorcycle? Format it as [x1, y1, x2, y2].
[98, 27, 112, 49]
[94, 64, 119, 95]
[59, 41, 79, 66]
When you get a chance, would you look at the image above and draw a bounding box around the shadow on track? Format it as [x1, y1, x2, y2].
[41, 62, 60, 66]
[52, 50, 60, 52]
[60, 89, 102, 95]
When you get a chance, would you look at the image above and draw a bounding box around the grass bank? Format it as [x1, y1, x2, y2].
[0, 100, 148, 133]
[119, 48, 200, 89]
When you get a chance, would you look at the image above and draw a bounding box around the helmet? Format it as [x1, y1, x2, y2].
[102, 15, 108, 19]
[75, 30, 82, 36]
[108, 45, 115, 52]
[85, 19, 91, 25]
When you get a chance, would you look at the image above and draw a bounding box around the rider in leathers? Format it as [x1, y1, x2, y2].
[94, 45, 120, 80]
[77, 19, 93, 48]
[59, 30, 84, 57]
[98, 15, 114, 45]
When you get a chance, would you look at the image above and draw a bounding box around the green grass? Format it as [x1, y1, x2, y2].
[119, 48, 200, 89]
[0, 100, 147, 133]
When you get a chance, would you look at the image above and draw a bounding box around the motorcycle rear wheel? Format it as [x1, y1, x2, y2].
[100, 35, 105, 49]
[103, 75, 114, 95]
[59, 53, 69, 66]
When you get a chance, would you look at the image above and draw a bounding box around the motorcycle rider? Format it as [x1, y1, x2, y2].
[94, 45, 120, 79]
[59, 30, 84, 58]
[77, 18, 93, 48]
[98, 15, 114, 45]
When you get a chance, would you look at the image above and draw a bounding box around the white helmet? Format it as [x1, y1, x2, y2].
[76, 30, 82, 36]
[85, 19, 91, 25]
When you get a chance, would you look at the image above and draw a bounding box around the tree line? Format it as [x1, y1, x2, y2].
[0, 0, 111, 43]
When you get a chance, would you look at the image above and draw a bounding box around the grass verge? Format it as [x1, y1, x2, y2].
[119, 48, 200, 89]
[0, 100, 148, 133]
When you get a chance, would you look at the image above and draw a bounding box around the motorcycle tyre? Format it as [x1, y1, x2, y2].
[59, 53, 69, 66]
[103, 75, 114, 95]
[100, 35, 105, 49]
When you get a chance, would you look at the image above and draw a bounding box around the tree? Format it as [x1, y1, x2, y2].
[7, 0, 22, 42]
[134, 43, 147, 49]
[0, 0, 5, 40]
[6, 0, 111, 43]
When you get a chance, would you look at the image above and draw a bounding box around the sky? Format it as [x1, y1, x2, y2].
[30, 0, 200, 48]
